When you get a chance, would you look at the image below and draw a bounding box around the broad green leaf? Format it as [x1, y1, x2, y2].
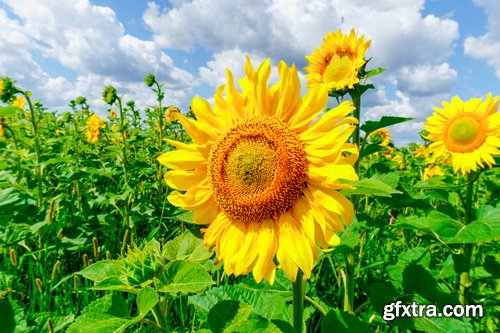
[79, 260, 126, 283]
[321, 309, 373, 333]
[163, 230, 212, 262]
[136, 286, 158, 316]
[359, 143, 386, 159]
[66, 294, 132, 333]
[189, 273, 291, 324]
[0, 188, 37, 224]
[207, 300, 282, 333]
[360, 116, 414, 135]
[387, 247, 431, 287]
[0, 106, 21, 116]
[342, 178, 402, 198]
[156, 260, 213, 294]
[0, 298, 28, 333]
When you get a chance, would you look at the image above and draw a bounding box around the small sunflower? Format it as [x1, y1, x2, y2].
[423, 165, 444, 180]
[369, 128, 391, 146]
[12, 96, 26, 109]
[159, 57, 358, 283]
[413, 145, 426, 158]
[86, 114, 105, 144]
[424, 94, 500, 175]
[304, 28, 371, 91]
[165, 106, 180, 123]
[109, 109, 117, 119]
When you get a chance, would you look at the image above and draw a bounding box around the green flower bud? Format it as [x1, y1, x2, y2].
[102, 86, 118, 105]
[75, 96, 86, 105]
[144, 73, 156, 87]
[126, 100, 135, 108]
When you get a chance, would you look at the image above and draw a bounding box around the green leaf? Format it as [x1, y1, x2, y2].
[394, 208, 500, 244]
[363, 67, 388, 79]
[163, 230, 213, 262]
[156, 260, 213, 294]
[0, 106, 21, 116]
[66, 294, 132, 333]
[79, 260, 126, 283]
[207, 300, 282, 333]
[387, 247, 431, 288]
[136, 286, 158, 316]
[0, 298, 28, 333]
[359, 143, 386, 159]
[321, 309, 373, 333]
[0, 188, 37, 224]
[341, 177, 402, 198]
[360, 116, 414, 135]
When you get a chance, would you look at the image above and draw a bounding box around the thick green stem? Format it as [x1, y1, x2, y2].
[117, 98, 129, 182]
[3, 124, 23, 181]
[293, 270, 305, 333]
[23, 92, 43, 206]
[155, 81, 164, 148]
[459, 173, 475, 305]
[343, 94, 361, 314]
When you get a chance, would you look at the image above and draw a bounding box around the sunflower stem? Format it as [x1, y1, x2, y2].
[459, 172, 476, 305]
[342, 93, 362, 314]
[293, 270, 305, 333]
[23, 92, 43, 207]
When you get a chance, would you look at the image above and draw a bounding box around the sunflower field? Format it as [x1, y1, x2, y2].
[0, 29, 499, 333]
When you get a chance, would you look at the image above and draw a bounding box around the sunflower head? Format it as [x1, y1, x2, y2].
[158, 57, 358, 284]
[144, 73, 156, 87]
[423, 165, 444, 180]
[109, 109, 117, 119]
[12, 96, 26, 110]
[369, 128, 391, 146]
[102, 86, 118, 105]
[424, 94, 499, 175]
[86, 114, 106, 144]
[304, 28, 371, 92]
[165, 106, 180, 123]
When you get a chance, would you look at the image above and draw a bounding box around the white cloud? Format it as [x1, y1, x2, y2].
[464, 0, 500, 77]
[396, 63, 458, 96]
[1, 0, 195, 111]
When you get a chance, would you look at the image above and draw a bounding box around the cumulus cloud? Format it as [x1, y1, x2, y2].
[396, 63, 458, 96]
[1, 0, 195, 111]
[464, 0, 500, 78]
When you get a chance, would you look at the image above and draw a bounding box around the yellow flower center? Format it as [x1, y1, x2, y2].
[208, 117, 307, 223]
[443, 112, 487, 153]
[323, 53, 355, 83]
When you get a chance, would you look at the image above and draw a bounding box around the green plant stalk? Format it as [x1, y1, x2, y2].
[343, 94, 361, 313]
[459, 172, 475, 305]
[155, 81, 164, 148]
[3, 124, 23, 181]
[152, 300, 168, 331]
[117, 97, 129, 182]
[23, 92, 43, 206]
[293, 270, 305, 333]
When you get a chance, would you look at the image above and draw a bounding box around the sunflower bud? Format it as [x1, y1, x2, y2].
[102, 86, 118, 105]
[144, 73, 156, 87]
[0, 77, 16, 103]
[75, 96, 86, 105]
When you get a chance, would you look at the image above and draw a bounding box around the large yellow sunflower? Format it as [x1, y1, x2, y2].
[304, 28, 371, 91]
[158, 57, 358, 284]
[424, 94, 500, 175]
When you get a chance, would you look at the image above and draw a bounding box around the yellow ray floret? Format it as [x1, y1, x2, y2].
[158, 57, 358, 284]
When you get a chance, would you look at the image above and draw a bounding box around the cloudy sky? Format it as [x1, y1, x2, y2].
[1, 0, 499, 145]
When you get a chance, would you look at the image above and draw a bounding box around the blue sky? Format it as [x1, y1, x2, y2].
[1, 0, 499, 145]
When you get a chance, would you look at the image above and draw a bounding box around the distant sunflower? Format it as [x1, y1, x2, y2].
[159, 57, 358, 283]
[424, 94, 499, 175]
[423, 165, 444, 180]
[12, 96, 26, 109]
[369, 128, 391, 146]
[165, 106, 180, 123]
[304, 28, 371, 91]
[86, 114, 105, 144]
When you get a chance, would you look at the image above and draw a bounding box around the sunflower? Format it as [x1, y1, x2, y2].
[86, 114, 105, 144]
[158, 57, 358, 284]
[165, 106, 180, 123]
[369, 128, 391, 146]
[424, 94, 500, 175]
[423, 165, 444, 180]
[12, 96, 26, 109]
[109, 109, 117, 119]
[413, 145, 426, 158]
[304, 28, 371, 91]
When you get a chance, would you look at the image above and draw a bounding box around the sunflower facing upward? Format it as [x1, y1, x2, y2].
[424, 94, 499, 175]
[304, 28, 371, 91]
[158, 57, 358, 284]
